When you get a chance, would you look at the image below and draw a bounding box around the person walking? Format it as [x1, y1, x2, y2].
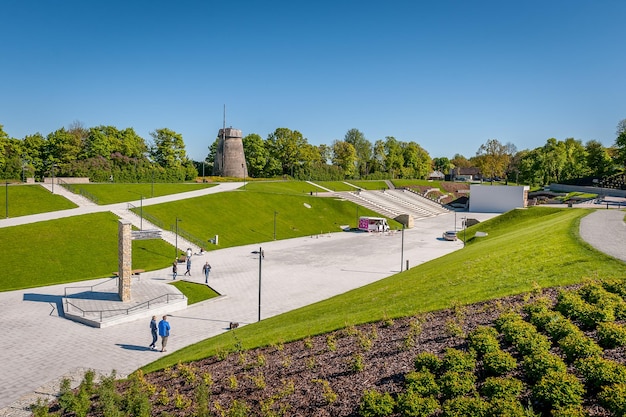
[158, 315, 171, 352]
[172, 260, 178, 280]
[184, 257, 191, 276]
[202, 261, 212, 284]
[149, 316, 158, 350]
[186, 247, 192, 259]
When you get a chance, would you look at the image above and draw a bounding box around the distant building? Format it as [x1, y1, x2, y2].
[451, 167, 481, 182]
[428, 170, 445, 180]
[213, 127, 248, 178]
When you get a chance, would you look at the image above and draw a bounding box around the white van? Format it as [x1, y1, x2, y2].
[358, 216, 390, 232]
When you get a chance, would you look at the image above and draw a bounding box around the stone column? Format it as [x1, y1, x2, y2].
[118, 220, 132, 301]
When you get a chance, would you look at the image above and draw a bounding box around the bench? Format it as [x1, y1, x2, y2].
[112, 269, 145, 277]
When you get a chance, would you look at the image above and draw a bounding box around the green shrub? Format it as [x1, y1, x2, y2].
[495, 312, 551, 355]
[466, 326, 500, 356]
[597, 321, 626, 348]
[551, 404, 589, 417]
[482, 349, 517, 376]
[558, 332, 603, 362]
[543, 313, 580, 341]
[555, 290, 612, 328]
[358, 389, 396, 417]
[578, 282, 626, 320]
[532, 371, 585, 409]
[395, 392, 439, 417]
[441, 396, 489, 417]
[442, 348, 476, 373]
[522, 351, 567, 383]
[487, 398, 526, 417]
[602, 278, 626, 299]
[574, 356, 626, 390]
[404, 370, 439, 397]
[414, 352, 442, 373]
[599, 383, 626, 416]
[480, 376, 523, 400]
[439, 371, 476, 399]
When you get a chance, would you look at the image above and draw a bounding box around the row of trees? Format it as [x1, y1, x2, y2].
[206, 128, 432, 181]
[1, 120, 625, 185]
[0, 123, 197, 182]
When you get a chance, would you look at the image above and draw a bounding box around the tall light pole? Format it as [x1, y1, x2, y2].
[51, 163, 56, 194]
[5, 181, 8, 219]
[174, 217, 182, 259]
[461, 217, 466, 248]
[128, 192, 144, 230]
[258, 246, 263, 322]
[242, 163, 246, 189]
[400, 223, 405, 271]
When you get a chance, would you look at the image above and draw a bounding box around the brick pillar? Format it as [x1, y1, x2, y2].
[118, 220, 132, 301]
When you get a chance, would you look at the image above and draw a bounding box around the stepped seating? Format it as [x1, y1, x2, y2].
[335, 189, 449, 221]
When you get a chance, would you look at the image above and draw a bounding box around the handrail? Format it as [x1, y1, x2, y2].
[64, 293, 186, 322]
[127, 204, 167, 230]
[64, 277, 119, 297]
[170, 225, 206, 249]
[57, 179, 100, 204]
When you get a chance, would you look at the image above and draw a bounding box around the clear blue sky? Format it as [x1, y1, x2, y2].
[1, 0, 625, 162]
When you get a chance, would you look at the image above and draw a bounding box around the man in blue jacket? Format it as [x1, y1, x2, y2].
[158, 315, 171, 352]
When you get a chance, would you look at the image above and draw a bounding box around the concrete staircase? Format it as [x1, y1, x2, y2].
[39, 183, 97, 207]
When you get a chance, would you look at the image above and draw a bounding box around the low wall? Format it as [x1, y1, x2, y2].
[43, 177, 90, 184]
[549, 184, 626, 198]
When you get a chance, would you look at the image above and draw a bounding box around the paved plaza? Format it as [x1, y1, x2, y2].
[0, 185, 623, 416]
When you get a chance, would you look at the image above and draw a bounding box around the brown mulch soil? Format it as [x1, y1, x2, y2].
[49, 285, 622, 416]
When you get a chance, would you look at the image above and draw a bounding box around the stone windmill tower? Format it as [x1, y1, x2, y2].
[212, 126, 248, 178]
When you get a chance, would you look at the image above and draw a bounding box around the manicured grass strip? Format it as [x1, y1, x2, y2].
[142, 190, 399, 249]
[348, 180, 389, 190]
[64, 183, 216, 205]
[315, 181, 359, 191]
[0, 184, 77, 217]
[170, 281, 220, 305]
[142, 207, 626, 373]
[392, 179, 443, 188]
[0, 212, 173, 291]
[241, 180, 326, 195]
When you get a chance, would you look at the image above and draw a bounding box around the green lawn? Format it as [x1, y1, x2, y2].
[392, 179, 443, 188]
[0, 184, 77, 217]
[348, 180, 389, 190]
[64, 183, 216, 204]
[241, 180, 327, 195]
[170, 281, 220, 304]
[141, 190, 398, 249]
[314, 181, 359, 191]
[0, 212, 173, 291]
[143, 207, 626, 372]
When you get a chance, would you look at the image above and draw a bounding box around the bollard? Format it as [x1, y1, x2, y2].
[406, 260, 409, 270]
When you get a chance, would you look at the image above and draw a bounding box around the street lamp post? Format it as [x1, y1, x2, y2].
[174, 217, 182, 259]
[5, 181, 8, 219]
[258, 246, 263, 322]
[51, 164, 56, 194]
[128, 192, 144, 230]
[400, 223, 405, 271]
[242, 163, 246, 189]
[461, 217, 466, 247]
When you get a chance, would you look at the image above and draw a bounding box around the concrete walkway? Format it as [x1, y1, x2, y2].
[0, 186, 623, 416]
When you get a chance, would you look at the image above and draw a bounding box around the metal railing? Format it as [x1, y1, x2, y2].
[57, 179, 100, 204]
[127, 204, 166, 230]
[170, 224, 207, 249]
[64, 293, 186, 323]
[64, 277, 119, 297]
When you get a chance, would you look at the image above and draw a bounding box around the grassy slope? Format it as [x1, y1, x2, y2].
[143, 207, 626, 373]
[65, 183, 216, 204]
[142, 190, 400, 248]
[0, 184, 77, 217]
[0, 212, 174, 291]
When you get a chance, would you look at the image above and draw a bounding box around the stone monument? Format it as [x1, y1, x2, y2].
[118, 220, 132, 301]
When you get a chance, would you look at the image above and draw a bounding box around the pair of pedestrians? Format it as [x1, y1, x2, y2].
[149, 315, 171, 352]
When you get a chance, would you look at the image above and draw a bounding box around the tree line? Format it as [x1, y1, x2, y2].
[1, 120, 625, 185]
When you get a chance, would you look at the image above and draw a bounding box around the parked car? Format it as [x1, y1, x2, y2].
[442, 231, 458, 241]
